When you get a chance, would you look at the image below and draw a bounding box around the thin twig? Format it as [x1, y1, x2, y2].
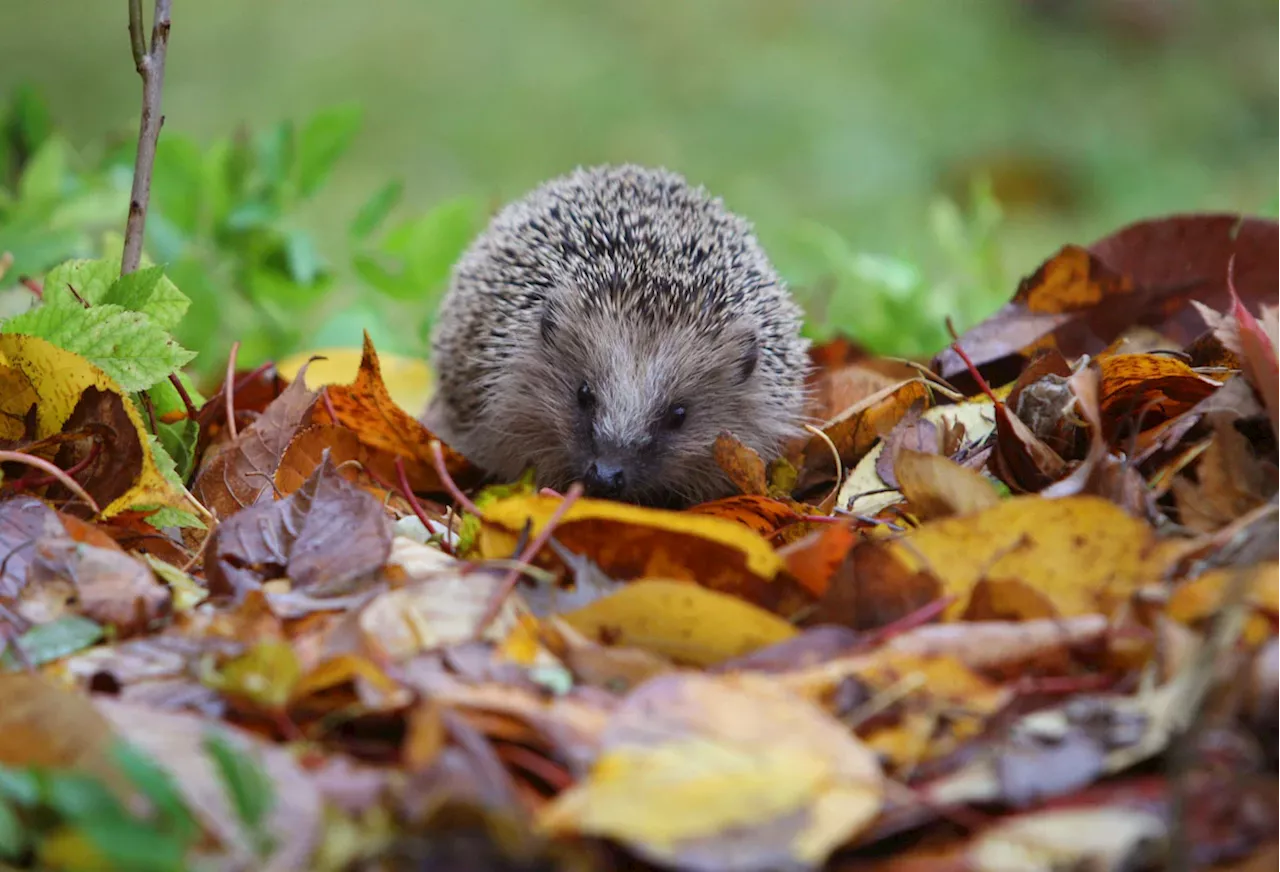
[0, 450, 101, 515]
[127, 0, 147, 68]
[121, 0, 173, 275]
[474, 483, 584, 636]
[395, 456, 437, 536]
[429, 439, 481, 516]
[166, 372, 199, 420]
[224, 340, 240, 441]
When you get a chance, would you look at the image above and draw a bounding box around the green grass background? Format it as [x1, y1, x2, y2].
[2, 0, 1275, 358]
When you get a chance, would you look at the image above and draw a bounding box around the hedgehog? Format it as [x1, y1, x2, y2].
[424, 164, 811, 507]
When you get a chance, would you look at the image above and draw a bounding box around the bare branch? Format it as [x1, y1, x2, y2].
[127, 0, 146, 70]
[121, 0, 172, 276]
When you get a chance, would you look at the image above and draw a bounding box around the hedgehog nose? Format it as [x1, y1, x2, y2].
[584, 461, 626, 499]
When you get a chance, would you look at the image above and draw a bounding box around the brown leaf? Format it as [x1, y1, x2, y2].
[874, 401, 938, 489]
[894, 449, 1002, 521]
[0, 495, 67, 598]
[936, 214, 1279, 379]
[989, 399, 1069, 493]
[478, 495, 816, 620]
[801, 379, 933, 488]
[809, 538, 945, 631]
[275, 423, 399, 499]
[685, 494, 804, 539]
[1171, 413, 1277, 533]
[21, 538, 170, 635]
[1097, 353, 1222, 439]
[193, 365, 318, 519]
[0, 673, 128, 796]
[712, 431, 768, 495]
[206, 451, 393, 599]
[45, 387, 144, 516]
[311, 332, 477, 493]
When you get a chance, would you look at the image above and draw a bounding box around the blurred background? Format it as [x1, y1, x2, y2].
[0, 0, 1275, 381]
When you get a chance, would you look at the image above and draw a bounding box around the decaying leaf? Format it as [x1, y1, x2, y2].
[206, 452, 393, 599]
[193, 362, 318, 518]
[309, 332, 476, 493]
[540, 672, 884, 872]
[0, 334, 190, 518]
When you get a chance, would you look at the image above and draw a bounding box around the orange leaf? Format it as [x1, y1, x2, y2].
[312, 332, 477, 494]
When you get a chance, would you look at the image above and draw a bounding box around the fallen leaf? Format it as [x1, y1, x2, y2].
[802, 379, 934, 485]
[967, 806, 1166, 872]
[21, 537, 170, 635]
[193, 363, 318, 519]
[1165, 561, 1278, 646]
[0, 334, 189, 518]
[1097, 353, 1222, 437]
[894, 448, 1002, 520]
[559, 578, 799, 667]
[712, 432, 769, 495]
[95, 697, 322, 872]
[0, 495, 68, 598]
[780, 523, 859, 599]
[685, 494, 804, 539]
[885, 495, 1172, 620]
[539, 672, 884, 872]
[278, 345, 434, 420]
[310, 332, 476, 494]
[206, 452, 393, 599]
[477, 494, 812, 618]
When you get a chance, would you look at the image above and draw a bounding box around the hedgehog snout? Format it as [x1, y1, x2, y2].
[583, 459, 627, 499]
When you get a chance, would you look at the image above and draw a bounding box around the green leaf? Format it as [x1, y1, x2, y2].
[379, 197, 479, 300]
[109, 740, 197, 842]
[146, 369, 205, 417]
[204, 733, 275, 855]
[150, 135, 206, 236]
[0, 615, 103, 671]
[137, 437, 205, 530]
[39, 771, 126, 823]
[72, 818, 189, 872]
[155, 418, 199, 482]
[294, 104, 361, 198]
[351, 251, 407, 298]
[349, 180, 403, 241]
[1, 303, 196, 392]
[136, 505, 204, 531]
[39, 258, 118, 311]
[6, 84, 53, 157]
[16, 135, 68, 207]
[103, 267, 191, 332]
[0, 799, 24, 860]
[283, 229, 324, 285]
[254, 120, 294, 192]
[0, 768, 39, 807]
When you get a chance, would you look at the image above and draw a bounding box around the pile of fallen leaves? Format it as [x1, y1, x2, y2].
[0, 212, 1276, 872]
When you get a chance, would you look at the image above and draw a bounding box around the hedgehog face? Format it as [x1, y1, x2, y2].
[524, 299, 761, 506]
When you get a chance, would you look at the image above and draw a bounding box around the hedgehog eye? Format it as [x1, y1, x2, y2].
[577, 382, 595, 410]
[663, 403, 687, 430]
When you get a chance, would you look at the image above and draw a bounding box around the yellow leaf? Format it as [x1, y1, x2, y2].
[888, 495, 1171, 620]
[1166, 561, 1278, 646]
[213, 639, 302, 710]
[561, 579, 798, 667]
[278, 345, 435, 419]
[479, 494, 784, 583]
[539, 672, 882, 868]
[894, 448, 1003, 521]
[0, 334, 189, 519]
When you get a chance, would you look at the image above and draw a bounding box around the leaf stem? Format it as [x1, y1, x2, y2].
[0, 450, 101, 515]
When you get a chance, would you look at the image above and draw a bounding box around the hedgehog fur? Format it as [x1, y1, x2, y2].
[424, 164, 810, 506]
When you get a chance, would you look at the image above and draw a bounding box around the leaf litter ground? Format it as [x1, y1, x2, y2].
[0, 212, 1276, 872]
